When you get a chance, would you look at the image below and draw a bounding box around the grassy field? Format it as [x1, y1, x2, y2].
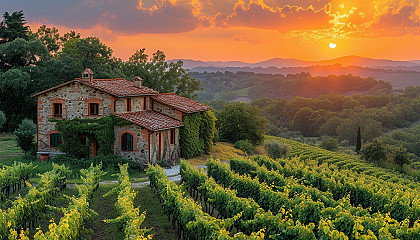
[0, 133, 23, 160]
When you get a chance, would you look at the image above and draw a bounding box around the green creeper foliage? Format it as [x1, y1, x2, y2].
[55, 115, 130, 158]
[14, 118, 36, 154]
[180, 111, 215, 158]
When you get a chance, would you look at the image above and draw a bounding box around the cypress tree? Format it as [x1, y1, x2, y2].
[356, 126, 362, 154]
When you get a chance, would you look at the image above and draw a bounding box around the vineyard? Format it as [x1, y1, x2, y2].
[146, 138, 420, 239]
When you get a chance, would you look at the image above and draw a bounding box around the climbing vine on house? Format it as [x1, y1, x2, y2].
[180, 110, 216, 158]
[53, 115, 130, 158]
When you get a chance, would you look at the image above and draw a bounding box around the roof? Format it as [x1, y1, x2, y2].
[152, 93, 212, 113]
[32, 78, 158, 98]
[116, 111, 184, 131]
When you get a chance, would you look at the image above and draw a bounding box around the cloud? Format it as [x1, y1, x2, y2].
[217, 0, 332, 32]
[0, 0, 209, 34]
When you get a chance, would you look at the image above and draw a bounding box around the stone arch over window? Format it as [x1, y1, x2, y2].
[47, 130, 62, 148]
[49, 98, 66, 119]
[118, 130, 138, 152]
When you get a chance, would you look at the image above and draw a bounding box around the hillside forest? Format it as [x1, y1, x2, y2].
[1, 11, 420, 166]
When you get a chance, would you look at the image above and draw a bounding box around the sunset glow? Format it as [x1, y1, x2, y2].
[1, 0, 419, 61]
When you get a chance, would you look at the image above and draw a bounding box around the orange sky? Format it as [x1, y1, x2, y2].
[2, 0, 420, 62]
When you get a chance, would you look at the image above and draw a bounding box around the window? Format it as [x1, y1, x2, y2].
[113, 100, 117, 112]
[89, 103, 99, 115]
[83, 73, 89, 77]
[143, 97, 147, 110]
[126, 98, 132, 112]
[50, 133, 61, 147]
[121, 133, 133, 151]
[53, 103, 62, 117]
[170, 129, 175, 144]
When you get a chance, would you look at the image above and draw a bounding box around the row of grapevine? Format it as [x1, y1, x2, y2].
[268, 136, 420, 188]
[0, 163, 70, 239]
[147, 164, 266, 240]
[0, 162, 34, 201]
[180, 160, 317, 239]
[104, 164, 151, 240]
[212, 157, 420, 239]
[29, 163, 105, 239]
[249, 155, 420, 223]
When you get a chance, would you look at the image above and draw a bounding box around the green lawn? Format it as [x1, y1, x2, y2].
[0, 133, 23, 159]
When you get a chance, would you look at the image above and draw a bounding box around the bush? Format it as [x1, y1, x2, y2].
[319, 137, 339, 151]
[234, 140, 254, 155]
[14, 118, 36, 154]
[264, 141, 291, 159]
[361, 138, 387, 164]
[0, 110, 5, 130]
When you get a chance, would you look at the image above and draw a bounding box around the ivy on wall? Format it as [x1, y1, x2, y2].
[180, 111, 216, 158]
[53, 115, 130, 158]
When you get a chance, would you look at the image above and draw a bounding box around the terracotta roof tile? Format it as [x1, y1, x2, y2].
[32, 78, 158, 98]
[116, 111, 183, 131]
[84, 79, 158, 97]
[153, 93, 212, 113]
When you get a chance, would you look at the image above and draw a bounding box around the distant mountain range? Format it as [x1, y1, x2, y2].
[169, 56, 420, 70]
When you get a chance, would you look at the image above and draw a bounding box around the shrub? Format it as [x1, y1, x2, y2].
[319, 137, 339, 151]
[0, 110, 5, 130]
[361, 138, 387, 164]
[234, 140, 254, 155]
[14, 118, 36, 154]
[264, 141, 291, 159]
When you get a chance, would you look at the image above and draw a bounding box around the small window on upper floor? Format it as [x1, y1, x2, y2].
[83, 73, 89, 77]
[127, 98, 132, 112]
[53, 103, 62, 117]
[89, 103, 99, 115]
[143, 97, 147, 110]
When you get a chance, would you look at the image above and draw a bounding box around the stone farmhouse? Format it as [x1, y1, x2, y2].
[32, 68, 211, 164]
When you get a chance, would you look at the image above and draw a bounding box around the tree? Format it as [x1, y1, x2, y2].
[264, 141, 291, 159]
[319, 137, 339, 151]
[0, 38, 49, 69]
[33, 25, 80, 54]
[0, 110, 5, 130]
[216, 102, 267, 145]
[290, 107, 316, 136]
[356, 126, 362, 153]
[14, 118, 36, 154]
[0, 69, 34, 131]
[394, 147, 410, 172]
[129, 48, 148, 63]
[122, 50, 201, 99]
[361, 138, 387, 164]
[0, 11, 30, 44]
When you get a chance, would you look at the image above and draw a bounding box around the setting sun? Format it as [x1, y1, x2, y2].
[329, 43, 337, 49]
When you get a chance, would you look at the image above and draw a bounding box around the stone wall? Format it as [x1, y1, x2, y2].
[114, 124, 148, 164]
[149, 128, 180, 164]
[152, 101, 184, 121]
[114, 96, 151, 113]
[37, 82, 114, 153]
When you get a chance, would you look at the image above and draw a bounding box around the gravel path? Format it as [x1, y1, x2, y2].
[66, 164, 206, 188]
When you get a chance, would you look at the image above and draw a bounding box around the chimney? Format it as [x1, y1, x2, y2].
[133, 76, 142, 88]
[81, 68, 94, 82]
